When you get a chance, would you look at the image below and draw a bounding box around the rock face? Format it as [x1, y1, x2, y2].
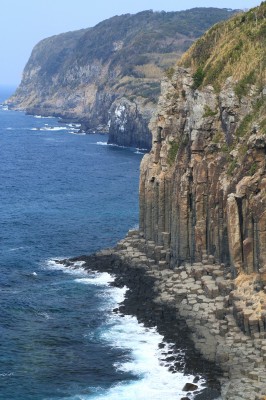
[139, 4, 266, 277]
[108, 97, 153, 149]
[7, 8, 237, 149]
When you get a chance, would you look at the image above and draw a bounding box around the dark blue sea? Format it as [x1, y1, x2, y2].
[0, 87, 200, 400]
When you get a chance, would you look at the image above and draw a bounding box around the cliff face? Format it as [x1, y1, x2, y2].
[140, 4, 266, 278]
[7, 8, 237, 149]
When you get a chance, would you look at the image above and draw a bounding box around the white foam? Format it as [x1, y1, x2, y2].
[63, 305, 206, 400]
[8, 246, 26, 252]
[37, 311, 51, 320]
[96, 142, 146, 153]
[96, 141, 108, 146]
[0, 372, 14, 377]
[30, 125, 69, 132]
[75, 272, 115, 286]
[95, 142, 126, 148]
[67, 123, 81, 128]
[45, 259, 87, 277]
[95, 285, 206, 399]
[45, 260, 207, 400]
[40, 126, 69, 131]
[34, 115, 54, 119]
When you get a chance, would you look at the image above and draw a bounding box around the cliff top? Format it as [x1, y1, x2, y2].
[176, 2, 266, 142]
[180, 2, 266, 93]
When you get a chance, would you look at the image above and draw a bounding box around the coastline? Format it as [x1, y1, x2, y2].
[63, 230, 266, 400]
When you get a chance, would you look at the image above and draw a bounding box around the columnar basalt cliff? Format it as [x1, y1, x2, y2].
[136, 6, 266, 397]
[7, 8, 237, 149]
[140, 4, 266, 278]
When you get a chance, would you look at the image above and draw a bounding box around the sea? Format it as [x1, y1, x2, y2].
[0, 86, 204, 400]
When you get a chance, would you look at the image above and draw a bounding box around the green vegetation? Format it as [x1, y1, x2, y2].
[203, 105, 217, 117]
[165, 67, 175, 80]
[235, 114, 253, 137]
[260, 117, 266, 134]
[212, 131, 223, 143]
[168, 140, 179, 165]
[221, 143, 231, 153]
[249, 163, 258, 175]
[180, 3, 266, 98]
[239, 143, 248, 158]
[75, 8, 237, 74]
[227, 159, 238, 176]
[234, 71, 256, 98]
[192, 67, 205, 89]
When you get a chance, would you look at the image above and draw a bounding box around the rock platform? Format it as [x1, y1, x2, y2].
[69, 230, 266, 400]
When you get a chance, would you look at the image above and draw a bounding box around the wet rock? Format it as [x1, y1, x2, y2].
[183, 383, 198, 391]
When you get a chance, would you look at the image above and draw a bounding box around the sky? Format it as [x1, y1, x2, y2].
[0, 0, 261, 86]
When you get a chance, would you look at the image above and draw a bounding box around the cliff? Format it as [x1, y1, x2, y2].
[7, 8, 237, 149]
[140, 3, 266, 278]
[137, 6, 266, 396]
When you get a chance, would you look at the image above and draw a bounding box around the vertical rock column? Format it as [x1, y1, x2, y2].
[227, 194, 243, 276]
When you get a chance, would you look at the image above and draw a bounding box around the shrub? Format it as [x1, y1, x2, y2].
[168, 140, 179, 165]
[249, 163, 257, 175]
[192, 67, 205, 89]
[212, 131, 223, 143]
[234, 71, 256, 98]
[165, 67, 175, 80]
[235, 114, 253, 137]
[227, 159, 238, 176]
[203, 105, 217, 117]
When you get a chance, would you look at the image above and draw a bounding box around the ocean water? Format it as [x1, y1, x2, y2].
[0, 87, 201, 400]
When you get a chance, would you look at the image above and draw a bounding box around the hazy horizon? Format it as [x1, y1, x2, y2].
[0, 0, 260, 86]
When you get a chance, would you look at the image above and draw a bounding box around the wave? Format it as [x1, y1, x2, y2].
[75, 272, 115, 286]
[34, 115, 54, 119]
[45, 259, 207, 399]
[45, 259, 87, 276]
[41, 126, 69, 131]
[94, 314, 204, 400]
[66, 123, 81, 128]
[61, 311, 205, 400]
[36, 311, 51, 320]
[96, 141, 108, 146]
[96, 142, 127, 149]
[8, 246, 26, 252]
[0, 105, 9, 111]
[0, 372, 14, 377]
[96, 142, 148, 154]
[30, 125, 85, 134]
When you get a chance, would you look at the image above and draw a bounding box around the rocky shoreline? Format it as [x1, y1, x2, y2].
[62, 230, 266, 400]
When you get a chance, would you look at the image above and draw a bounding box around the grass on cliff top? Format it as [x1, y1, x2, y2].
[180, 2, 266, 94]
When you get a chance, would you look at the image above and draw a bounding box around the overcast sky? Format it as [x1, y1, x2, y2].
[0, 0, 260, 86]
